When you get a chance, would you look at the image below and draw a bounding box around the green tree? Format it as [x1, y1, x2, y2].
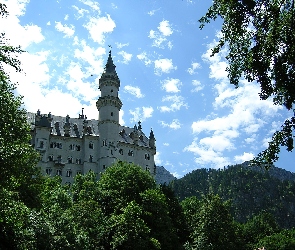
[0, 3, 40, 202]
[199, 0, 295, 167]
[255, 228, 295, 250]
[97, 161, 185, 250]
[182, 194, 241, 250]
[241, 211, 280, 249]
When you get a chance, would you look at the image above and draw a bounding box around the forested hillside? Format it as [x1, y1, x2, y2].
[171, 163, 295, 228]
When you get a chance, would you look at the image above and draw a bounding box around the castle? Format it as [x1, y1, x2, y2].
[27, 51, 156, 184]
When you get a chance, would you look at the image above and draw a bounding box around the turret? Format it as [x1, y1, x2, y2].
[96, 50, 122, 168]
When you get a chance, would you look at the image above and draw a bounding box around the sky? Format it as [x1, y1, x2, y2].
[1, 0, 294, 178]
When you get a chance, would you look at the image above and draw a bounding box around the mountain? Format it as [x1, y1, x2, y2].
[171, 163, 295, 229]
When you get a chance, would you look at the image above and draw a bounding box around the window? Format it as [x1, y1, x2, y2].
[66, 170, 72, 177]
[69, 144, 75, 150]
[46, 168, 52, 175]
[39, 140, 44, 148]
[119, 149, 123, 155]
[48, 155, 54, 161]
[76, 170, 82, 175]
[76, 158, 82, 164]
[111, 89, 113, 93]
[111, 150, 113, 155]
[102, 140, 107, 146]
[145, 153, 150, 160]
[103, 165, 106, 169]
[89, 142, 94, 149]
[146, 166, 150, 171]
[76, 145, 81, 151]
[50, 142, 54, 148]
[57, 155, 62, 163]
[58, 143, 62, 149]
[68, 157, 73, 164]
[89, 155, 93, 162]
[111, 112, 113, 116]
[128, 150, 134, 156]
[56, 169, 62, 176]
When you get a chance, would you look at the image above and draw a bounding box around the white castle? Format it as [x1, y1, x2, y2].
[27, 51, 156, 184]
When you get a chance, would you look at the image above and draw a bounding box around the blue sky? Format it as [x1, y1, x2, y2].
[2, 0, 294, 177]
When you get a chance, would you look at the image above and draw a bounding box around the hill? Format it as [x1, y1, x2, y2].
[171, 163, 295, 229]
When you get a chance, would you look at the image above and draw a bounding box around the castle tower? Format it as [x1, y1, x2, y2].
[96, 50, 122, 168]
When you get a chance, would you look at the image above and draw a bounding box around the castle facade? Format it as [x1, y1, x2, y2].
[27, 51, 156, 184]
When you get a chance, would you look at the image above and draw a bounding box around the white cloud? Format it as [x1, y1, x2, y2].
[79, 0, 100, 12]
[191, 80, 203, 92]
[163, 142, 169, 146]
[158, 95, 188, 112]
[187, 62, 201, 75]
[158, 20, 173, 36]
[149, 20, 174, 49]
[159, 119, 182, 130]
[147, 8, 161, 16]
[184, 139, 230, 168]
[186, 34, 283, 169]
[130, 107, 154, 123]
[124, 85, 144, 98]
[64, 14, 69, 20]
[64, 61, 99, 101]
[55, 22, 75, 37]
[161, 78, 182, 93]
[118, 51, 132, 64]
[154, 58, 177, 75]
[74, 40, 105, 73]
[119, 109, 125, 125]
[234, 152, 254, 163]
[154, 151, 162, 165]
[116, 42, 129, 49]
[137, 52, 152, 66]
[83, 14, 116, 44]
[0, 4, 44, 49]
[72, 5, 89, 19]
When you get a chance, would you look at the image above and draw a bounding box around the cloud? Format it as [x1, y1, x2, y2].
[73, 39, 105, 73]
[159, 119, 182, 130]
[130, 107, 154, 123]
[124, 85, 144, 98]
[158, 95, 188, 112]
[0, 2, 44, 49]
[234, 152, 254, 163]
[149, 20, 174, 49]
[83, 14, 116, 44]
[161, 78, 182, 93]
[55, 22, 75, 37]
[79, 0, 100, 12]
[191, 80, 203, 92]
[72, 5, 89, 19]
[154, 58, 177, 75]
[64, 61, 99, 101]
[184, 139, 230, 168]
[185, 35, 283, 169]
[118, 51, 132, 64]
[116, 42, 129, 49]
[147, 8, 161, 16]
[154, 151, 162, 165]
[137, 52, 152, 66]
[187, 62, 201, 75]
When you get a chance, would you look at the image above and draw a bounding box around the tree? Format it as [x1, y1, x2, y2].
[97, 161, 185, 249]
[0, 3, 40, 200]
[182, 194, 241, 249]
[199, 0, 295, 167]
[241, 211, 280, 249]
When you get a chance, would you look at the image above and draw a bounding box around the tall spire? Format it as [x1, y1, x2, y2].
[104, 50, 117, 74]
